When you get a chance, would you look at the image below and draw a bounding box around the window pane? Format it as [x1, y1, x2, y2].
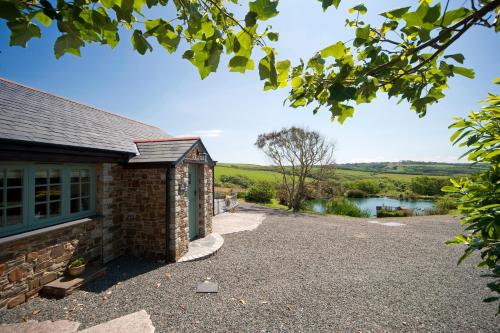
[81, 197, 89, 211]
[0, 189, 3, 207]
[0, 171, 3, 187]
[35, 186, 48, 202]
[35, 203, 47, 219]
[80, 169, 90, 183]
[71, 183, 80, 198]
[0, 209, 3, 226]
[70, 199, 80, 213]
[35, 169, 48, 185]
[49, 185, 61, 201]
[70, 170, 79, 183]
[7, 169, 22, 187]
[49, 201, 61, 217]
[50, 169, 61, 184]
[6, 207, 22, 225]
[6, 188, 22, 206]
[81, 182, 89, 197]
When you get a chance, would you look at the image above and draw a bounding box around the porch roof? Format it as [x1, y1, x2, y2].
[128, 137, 211, 165]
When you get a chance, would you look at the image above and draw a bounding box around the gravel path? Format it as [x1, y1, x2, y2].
[1, 204, 499, 332]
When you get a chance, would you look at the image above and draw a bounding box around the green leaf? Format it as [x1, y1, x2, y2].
[276, 60, 290, 88]
[453, 66, 475, 79]
[0, 2, 21, 20]
[319, 41, 346, 59]
[33, 11, 52, 27]
[355, 25, 370, 40]
[267, 32, 279, 42]
[380, 7, 411, 19]
[249, 0, 279, 21]
[7, 20, 41, 47]
[229, 55, 251, 73]
[441, 8, 470, 27]
[245, 11, 258, 27]
[54, 34, 84, 58]
[131, 29, 152, 55]
[349, 4, 367, 15]
[444, 53, 465, 64]
[319, 0, 341, 11]
[402, 12, 423, 27]
[423, 3, 441, 23]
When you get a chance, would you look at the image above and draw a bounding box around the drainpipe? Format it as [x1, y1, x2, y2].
[212, 161, 217, 216]
[165, 164, 174, 263]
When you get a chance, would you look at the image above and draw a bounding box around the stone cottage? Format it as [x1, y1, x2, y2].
[0, 78, 214, 309]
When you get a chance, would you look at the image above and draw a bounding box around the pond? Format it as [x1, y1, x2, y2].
[310, 197, 435, 217]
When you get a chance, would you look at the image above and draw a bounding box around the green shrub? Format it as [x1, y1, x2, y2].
[326, 198, 370, 217]
[423, 207, 449, 215]
[376, 208, 413, 218]
[435, 196, 458, 211]
[245, 182, 274, 203]
[345, 189, 367, 198]
[220, 174, 254, 188]
[410, 176, 449, 196]
[350, 179, 381, 195]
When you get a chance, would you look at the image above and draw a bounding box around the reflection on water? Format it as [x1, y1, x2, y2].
[310, 197, 435, 217]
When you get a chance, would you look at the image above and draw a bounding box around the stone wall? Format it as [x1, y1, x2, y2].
[0, 218, 103, 309]
[198, 164, 213, 237]
[120, 168, 168, 260]
[169, 163, 188, 261]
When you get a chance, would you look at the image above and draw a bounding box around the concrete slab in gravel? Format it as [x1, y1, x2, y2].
[213, 212, 266, 235]
[369, 220, 405, 227]
[178, 233, 224, 262]
[196, 281, 219, 293]
[0, 319, 80, 333]
[79, 310, 154, 333]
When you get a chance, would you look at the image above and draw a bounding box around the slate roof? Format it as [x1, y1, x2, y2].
[128, 137, 205, 164]
[0, 78, 170, 154]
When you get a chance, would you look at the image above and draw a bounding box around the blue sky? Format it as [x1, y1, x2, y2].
[1, 1, 499, 164]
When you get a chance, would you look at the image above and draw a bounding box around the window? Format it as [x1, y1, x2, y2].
[0, 164, 95, 237]
[70, 169, 90, 214]
[0, 169, 24, 228]
[35, 168, 62, 220]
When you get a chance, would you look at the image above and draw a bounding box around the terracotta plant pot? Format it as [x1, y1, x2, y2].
[68, 264, 85, 277]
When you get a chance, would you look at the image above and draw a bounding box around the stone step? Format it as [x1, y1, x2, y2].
[41, 266, 106, 298]
[79, 310, 154, 333]
[0, 319, 80, 333]
[178, 233, 224, 262]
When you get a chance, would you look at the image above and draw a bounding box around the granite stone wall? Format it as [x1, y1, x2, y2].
[0, 218, 103, 309]
[120, 168, 168, 260]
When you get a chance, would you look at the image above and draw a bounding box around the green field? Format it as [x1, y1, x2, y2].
[336, 161, 486, 176]
[215, 162, 453, 185]
[215, 165, 283, 183]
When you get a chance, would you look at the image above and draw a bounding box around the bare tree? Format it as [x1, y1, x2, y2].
[255, 127, 335, 211]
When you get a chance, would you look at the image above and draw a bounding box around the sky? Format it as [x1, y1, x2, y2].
[0, 1, 499, 164]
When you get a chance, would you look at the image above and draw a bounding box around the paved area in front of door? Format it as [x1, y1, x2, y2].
[212, 209, 266, 235]
[178, 208, 265, 262]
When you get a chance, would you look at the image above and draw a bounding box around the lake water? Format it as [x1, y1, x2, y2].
[310, 197, 435, 217]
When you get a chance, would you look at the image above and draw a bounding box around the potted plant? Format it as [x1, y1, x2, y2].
[68, 257, 85, 277]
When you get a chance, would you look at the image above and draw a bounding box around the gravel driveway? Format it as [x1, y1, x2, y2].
[1, 204, 499, 332]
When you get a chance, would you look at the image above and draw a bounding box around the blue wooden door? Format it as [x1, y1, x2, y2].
[188, 164, 198, 240]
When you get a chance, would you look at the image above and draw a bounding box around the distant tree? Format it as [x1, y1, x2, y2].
[255, 127, 335, 211]
[410, 176, 449, 196]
